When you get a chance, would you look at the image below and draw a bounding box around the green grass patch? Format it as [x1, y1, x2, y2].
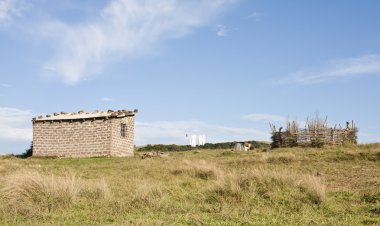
[0, 145, 379, 225]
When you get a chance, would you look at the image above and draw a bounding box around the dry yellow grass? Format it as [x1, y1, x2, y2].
[0, 144, 379, 225]
[172, 159, 223, 180]
[172, 159, 325, 204]
[262, 152, 299, 163]
[299, 174, 326, 204]
[129, 180, 168, 210]
[0, 169, 111, 216]
[210, 167, 326, 204]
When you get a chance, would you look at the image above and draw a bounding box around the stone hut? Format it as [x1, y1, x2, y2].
[32, 109, 137, 157]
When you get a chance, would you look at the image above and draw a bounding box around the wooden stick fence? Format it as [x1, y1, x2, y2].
[270, 118, 357, 148]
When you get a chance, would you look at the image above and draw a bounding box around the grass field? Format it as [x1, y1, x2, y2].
[0, 144, 379, 225]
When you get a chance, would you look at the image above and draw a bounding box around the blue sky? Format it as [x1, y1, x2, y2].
[1, 0, 380, 154]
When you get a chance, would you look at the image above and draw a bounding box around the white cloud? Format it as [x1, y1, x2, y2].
[41, 0, 236, 84]
[0, 107, 33, 141]
[280, 54, 380, 85]
[100, 97, 112, 102]
[242, 113, 307, 128]
[135, 120, 269, 145]
[247, 12, 261, 21]
[216, 24, 228, 37]
[242, 113, 286, 123]
[0, 0, 26, 24]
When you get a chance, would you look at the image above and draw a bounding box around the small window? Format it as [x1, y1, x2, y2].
[120, 123, 126, 137]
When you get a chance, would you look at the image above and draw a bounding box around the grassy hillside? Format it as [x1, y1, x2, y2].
[0, 144, 379, 225]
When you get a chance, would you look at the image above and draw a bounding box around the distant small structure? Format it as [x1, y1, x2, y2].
[186, 134, 197, 147]
[234, 142, 252, 151]
[32, 109, 138, 157]
[270, 116, 357, 148]
[244, 142, 252, 151]
[191, 135, 197, 147]
[186, 134, 206, 147]
[234, 143, 244, 151]
[198, 134, 206, 146]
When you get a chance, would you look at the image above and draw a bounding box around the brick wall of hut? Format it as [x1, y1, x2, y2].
[33, 114, 135, 157]
[110, 116, 135, 157]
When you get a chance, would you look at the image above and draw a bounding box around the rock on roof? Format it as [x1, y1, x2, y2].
[33, 109, 138, 121]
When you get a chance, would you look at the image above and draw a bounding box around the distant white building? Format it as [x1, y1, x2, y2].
[190, 135, 197, 147]
[186, 134, 206, 147]
[198, 134, 206, 146]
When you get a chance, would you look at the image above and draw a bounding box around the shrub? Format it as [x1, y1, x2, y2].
[14, 142, 33, 159]
[138, 141, 270, 152]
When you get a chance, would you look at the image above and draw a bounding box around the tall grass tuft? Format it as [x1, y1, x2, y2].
[297, 174, 326, 204]
[130, 180, 166, 208]
[172, 160, 223, 180]
[0, 169, 111, 216]
[263, 152, 298, 163]
[79, 178, 111, 200]
[211, 171, 253, 201]
[250, 168, 326, 204]
[209, 168, 326, 204]
[172, 159, 326, 204]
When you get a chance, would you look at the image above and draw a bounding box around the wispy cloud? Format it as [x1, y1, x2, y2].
[242, 113, 307, 127]
[216, 24, 228, 37]
[280, 54, 380, 85]
[242, 113, 286, 123]
[0, 107, 32, 141]
[43, 65, 56, 72]
[100, 97, 112, 102]
[40, 0, 236, 84]
[247, 12, 262, 21]
[135, 120, 269, 145]
[0, 83, 11, 87]
[0, 0, 26, 25]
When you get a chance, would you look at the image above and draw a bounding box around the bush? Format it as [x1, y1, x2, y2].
[138, 141, 270, 152]
[17, 142, 33, 158]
